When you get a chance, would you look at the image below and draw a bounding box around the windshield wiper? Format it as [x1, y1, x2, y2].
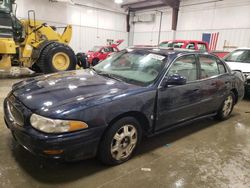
[98, 72, 123, 82]
[89, 67, 98, 73]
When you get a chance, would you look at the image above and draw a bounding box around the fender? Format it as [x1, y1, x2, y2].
[31, 40, 56, 61]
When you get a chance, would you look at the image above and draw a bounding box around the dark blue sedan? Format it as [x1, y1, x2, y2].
[4, 48, 245, 165]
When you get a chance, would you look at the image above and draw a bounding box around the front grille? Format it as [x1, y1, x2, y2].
[6, 100, 24, 127]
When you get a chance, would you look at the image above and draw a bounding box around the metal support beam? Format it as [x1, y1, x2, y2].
[121, 0, 151, 8]
[161, 0, 180, 8]
[129, 4, 167, 11]
[157, 11, 163, 45]
[124, 0, 180, 12]
[172, 7, 179, 31]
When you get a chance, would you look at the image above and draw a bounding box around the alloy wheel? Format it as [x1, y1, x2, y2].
[110, 124, 138, 161]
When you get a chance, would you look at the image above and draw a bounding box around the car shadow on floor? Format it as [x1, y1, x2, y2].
[10, 115, 237, 184]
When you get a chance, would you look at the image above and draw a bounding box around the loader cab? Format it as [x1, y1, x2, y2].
[0, 0, 13, 13]
[0, 0, 23, 41]
[0, 12, 13, 38]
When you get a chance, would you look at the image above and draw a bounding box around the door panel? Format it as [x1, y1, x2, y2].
[156, 83, 202, 130]
[198, 55, 228, 115]
[155, 54, 201, 130]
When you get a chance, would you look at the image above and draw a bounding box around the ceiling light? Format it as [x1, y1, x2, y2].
[114, 0, 123, 4]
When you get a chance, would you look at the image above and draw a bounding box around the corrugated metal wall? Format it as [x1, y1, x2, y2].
[16, 0, 128, 53]
[133, 10, 173, 45]
[133, 0, 250, 50]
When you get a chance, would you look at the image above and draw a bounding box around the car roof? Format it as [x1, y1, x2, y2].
[161, 40, 207, 43]
[128, 47, 211, 57]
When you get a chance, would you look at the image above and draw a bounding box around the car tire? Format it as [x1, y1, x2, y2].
[215, 92, 235, 120]
[76, 52, 88, 69]
[98, 117, 142, 165]
[38, 42, 77, 74]
[92, 58, 99, 66]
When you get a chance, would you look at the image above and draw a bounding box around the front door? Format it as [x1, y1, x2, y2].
[155, 54, 202, 131]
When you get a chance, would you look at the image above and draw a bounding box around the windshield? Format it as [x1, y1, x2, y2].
[225, 50, 250, 63]
[94, 50, 167, 86]
[90, 46, 102, 52]
[0, 0, 12, 13]
[159, 41, 184, 48]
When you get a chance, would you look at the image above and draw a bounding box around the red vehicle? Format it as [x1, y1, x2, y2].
[87, 40, 124, 66]
[159, 40, 228, 58]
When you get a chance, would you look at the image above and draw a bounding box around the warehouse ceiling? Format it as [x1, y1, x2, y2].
[93, 0, 180, 11]
[53, 0, 181, 12]
[120, 0, 180, 11]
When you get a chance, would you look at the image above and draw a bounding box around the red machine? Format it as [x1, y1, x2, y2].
[87, 40, 124, 66]
[159, 40, 229, 58]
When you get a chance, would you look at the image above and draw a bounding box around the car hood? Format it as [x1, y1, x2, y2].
[12, 70, 142, 116]
[225, 61, 250, 73]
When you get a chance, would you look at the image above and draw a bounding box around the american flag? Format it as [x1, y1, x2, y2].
[202, 32, 219, 51]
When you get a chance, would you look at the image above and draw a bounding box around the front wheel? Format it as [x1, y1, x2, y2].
[98, 117, 142, 165]
[38, 42, 77, 74]
[215, 92, 235, 120]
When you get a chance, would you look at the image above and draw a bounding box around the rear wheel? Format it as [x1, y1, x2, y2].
[76, 52, 88, 69]
[215, 92, 235, 120]
[38, 42, 76, 74]
[92, 58, 99, 66]
[98, 117, 142, 165]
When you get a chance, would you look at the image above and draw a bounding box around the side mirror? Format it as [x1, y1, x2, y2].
[163, 74, 187, 86]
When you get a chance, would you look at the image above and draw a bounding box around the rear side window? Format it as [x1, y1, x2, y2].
[168, 55, 197, 82]
[199, 55, 219, 78]
[197, 43, 207, 51]
[217, 60, 227, 74]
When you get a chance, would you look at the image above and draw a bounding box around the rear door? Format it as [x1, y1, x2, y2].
[155, 54, 202, 130]
[198, 54, 229, 115]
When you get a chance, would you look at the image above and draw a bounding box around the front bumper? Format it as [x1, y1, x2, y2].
[4, 97, 106, 161]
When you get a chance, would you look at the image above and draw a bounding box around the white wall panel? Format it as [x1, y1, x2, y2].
[176, 0, 250, 50]
[133, 9, 173, 45]
[132, 0, 250, 50]
[15, 0, 128, 53]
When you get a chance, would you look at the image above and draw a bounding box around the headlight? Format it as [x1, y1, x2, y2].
[30, 114, 88, 133]
[87, 55, 90, 58]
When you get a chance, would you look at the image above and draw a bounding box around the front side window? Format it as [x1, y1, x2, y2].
[102, 48, 112, 53]
[224, 50, 250, 63]
[167, 55, 197, 82]
[186, 43, 195, 50]
[0, 0, 12, 13]
[94, 50, 167, 86]
[199, 55, 219, 79]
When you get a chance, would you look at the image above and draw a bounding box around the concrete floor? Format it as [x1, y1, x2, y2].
[0, 78, 250, 188]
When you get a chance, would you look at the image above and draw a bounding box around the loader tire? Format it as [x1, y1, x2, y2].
[38, 42, 76, 74]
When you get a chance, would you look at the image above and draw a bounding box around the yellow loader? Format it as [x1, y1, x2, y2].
[0, 0, 76, 75]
